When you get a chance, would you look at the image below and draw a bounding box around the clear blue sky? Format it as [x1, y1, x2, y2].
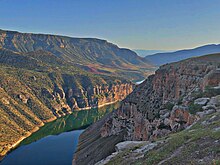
[1, 0, 220, 50]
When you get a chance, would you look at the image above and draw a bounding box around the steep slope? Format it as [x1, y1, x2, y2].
[73, 53, 220, 165]
[145, 44, 220, 66]
[0, 29, 154, 81]
[0, 46, 134, 158]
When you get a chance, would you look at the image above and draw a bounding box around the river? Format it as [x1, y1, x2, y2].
[0, 102, 120, 165]
[136, 79, 145, 85]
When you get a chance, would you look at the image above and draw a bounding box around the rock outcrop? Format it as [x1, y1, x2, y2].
[73, 53, 220, 165]
[95, 110, 220, 165]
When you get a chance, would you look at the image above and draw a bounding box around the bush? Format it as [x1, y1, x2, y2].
[188, 102, 203, 115]
[204, 86, 220, 97]
[164, 102, 175, 111]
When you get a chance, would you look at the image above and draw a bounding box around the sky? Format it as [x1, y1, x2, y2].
[1, 0, 220, 50]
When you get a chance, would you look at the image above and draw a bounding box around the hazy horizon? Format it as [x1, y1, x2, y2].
[1, 0, 220, 50]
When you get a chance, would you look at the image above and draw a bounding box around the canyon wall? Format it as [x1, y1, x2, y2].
[73, 54, 220, 165]
[0, 69, 133, 158]
[0, 30, 140, 158]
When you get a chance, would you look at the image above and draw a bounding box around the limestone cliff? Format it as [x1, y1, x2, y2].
[73, 53, 220, 165]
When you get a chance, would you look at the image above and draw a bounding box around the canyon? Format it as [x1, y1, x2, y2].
[0, 30, 151, 159]
[1, 29, 220, 165]
[73, 53, 220, 165]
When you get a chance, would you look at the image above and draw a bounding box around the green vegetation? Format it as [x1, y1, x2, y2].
[163, 102, 174, 111]
[188, 102, 203, 114]
[204, 86, 220, 97]
[192, 86, 220, 99]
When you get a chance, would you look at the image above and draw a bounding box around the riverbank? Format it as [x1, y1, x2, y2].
[0, 119, 53, 161]
[75, 100, 120, 111]
[0, 102, 121, 162]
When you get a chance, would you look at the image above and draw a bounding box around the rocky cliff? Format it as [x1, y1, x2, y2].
[73, 53, 220, 165]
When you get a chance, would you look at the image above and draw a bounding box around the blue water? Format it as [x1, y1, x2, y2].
[136, 79, 145, 85]
[1, 130, 84, 165]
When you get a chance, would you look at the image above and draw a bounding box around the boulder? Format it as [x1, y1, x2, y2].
[115, 141, 146, 152]
[170, 105, 196, 129]
[202, 105, 216, 111]
[160, 112, 170, 119]
[194, 98, 210, 106]
[159, 109, 170, 115]
[196, 109, 216, 118]
[207, 95, 220, 107]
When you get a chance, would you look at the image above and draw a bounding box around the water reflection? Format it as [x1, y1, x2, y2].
[20, 102, 120, 146]
[0, 102, 120, 165]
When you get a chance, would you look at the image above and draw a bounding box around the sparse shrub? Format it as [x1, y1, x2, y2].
[164, 102, 174, 111]
[204, 86, 220, 97]
[188, 102, 203, 115]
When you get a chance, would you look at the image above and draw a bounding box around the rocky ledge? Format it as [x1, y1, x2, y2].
[73, 54, 220, 165]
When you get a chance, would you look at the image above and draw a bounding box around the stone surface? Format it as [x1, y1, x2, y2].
[196, 109, 216, 118]
[194, 97, 210, 105]
[115, 141, 146, 152]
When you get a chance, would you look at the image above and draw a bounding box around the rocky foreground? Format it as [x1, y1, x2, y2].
[73, 53, 220, 165]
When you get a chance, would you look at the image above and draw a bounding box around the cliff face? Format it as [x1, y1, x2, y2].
[41, 81, 133, 116]
[73, 54, 220, 165]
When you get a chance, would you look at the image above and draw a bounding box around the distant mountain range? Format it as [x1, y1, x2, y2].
[144, 44, 220, 66]
[134, 49, 169, 57]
